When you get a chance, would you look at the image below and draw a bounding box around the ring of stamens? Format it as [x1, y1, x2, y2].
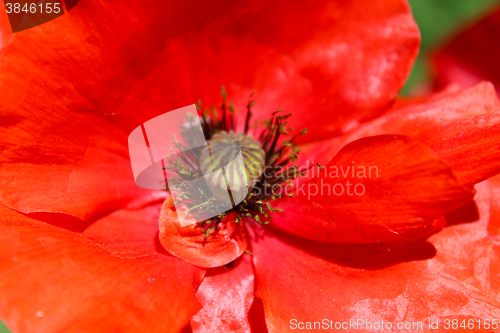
[164, 86, 311, 236]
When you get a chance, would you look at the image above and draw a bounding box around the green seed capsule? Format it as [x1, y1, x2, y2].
[200, 130, 265, 193]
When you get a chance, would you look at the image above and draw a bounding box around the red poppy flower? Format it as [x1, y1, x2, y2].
[1, 1, 500, 333]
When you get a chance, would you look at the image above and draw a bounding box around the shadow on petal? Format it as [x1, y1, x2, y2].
[444, 200, 480, 227]
[251, 224, 437, 271]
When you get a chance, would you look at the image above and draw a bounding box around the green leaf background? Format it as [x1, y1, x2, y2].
[0, 0, 499, 332]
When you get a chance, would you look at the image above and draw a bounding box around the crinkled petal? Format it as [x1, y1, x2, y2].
[0, 0, 198, 121]
[0, 0, 220, 221]
[83, 203, 166, 259]
[296, 82, 500, 186]
[191, 254, 254, 333]
[0, 112, 161, 221]
[158, 197, 247, 268]
[114, 0, 420, 142]
[272, 135, 473, 243]
[0, 204, 204, 333]
[250, 180, 500, 332]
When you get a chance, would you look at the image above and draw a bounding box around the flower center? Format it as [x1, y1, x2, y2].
[200, 130, 265, 193]
[165, 86, 310, 234]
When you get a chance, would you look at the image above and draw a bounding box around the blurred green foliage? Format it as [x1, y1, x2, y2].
[0, 1, 499, 332]
[0, 321, 9, 333]
[401, 0, 500, 95]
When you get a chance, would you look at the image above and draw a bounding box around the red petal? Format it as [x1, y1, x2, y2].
[249, 180, 500, 332]
[431, 8, 500, 93]
[158, 197, 247, 268]
[191, 254, 254, 333]
[296, 82, 500, 186]
[272, 135, 473, 243]
[0, 0, 212, 220]
[489, 174, 500, 236]
[0, 8, 11, 48]
[0, 204, 204, 333]
[114, 0, 420, 142]
[0, 112, 161, 221]
[83, 204, 164, 259]
[0, 1, 197, 121]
